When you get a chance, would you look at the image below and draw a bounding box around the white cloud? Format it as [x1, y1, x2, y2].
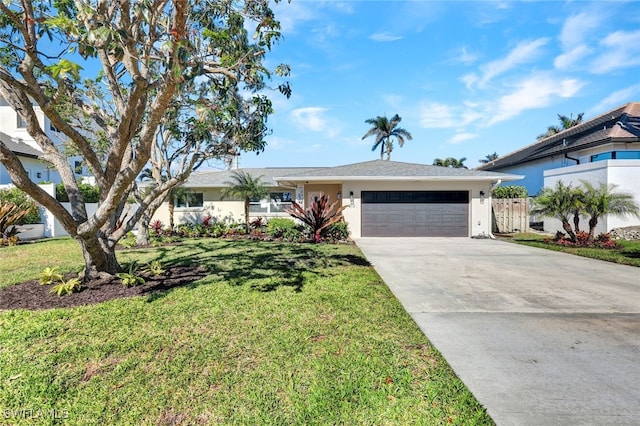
[272, 1, 316, 34]
[554, 45, 592, 70]
[559, 11, 603, 49]
[369, 32, 403, 42]
[458, 46, 478, 65]
[588, 84, 640, 115]
[477, 38, 550, 86]
[419, 103, 481, 129]
[448, 132, 477, 145]
[460, 73, 479, 90]
[383, 94, 404, 110]
[591, 30, 640, 74]
[264, 135, 293, 150]
[487, 74, 585, 125]
[290, 107, 329, 132]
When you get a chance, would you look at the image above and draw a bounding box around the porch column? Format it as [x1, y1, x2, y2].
[296, 185, 304, 206]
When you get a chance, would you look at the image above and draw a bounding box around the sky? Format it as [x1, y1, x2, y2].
[231, 0, 640, 170]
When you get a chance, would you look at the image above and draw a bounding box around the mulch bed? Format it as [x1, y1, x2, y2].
[0, 265, 209, 311]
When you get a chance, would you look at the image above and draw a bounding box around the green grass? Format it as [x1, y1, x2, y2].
[501, 232, 640, 267]
[0, 239, 491, 425]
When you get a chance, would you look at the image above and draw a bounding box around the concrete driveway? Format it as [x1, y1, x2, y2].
[355, 237, 640, 426]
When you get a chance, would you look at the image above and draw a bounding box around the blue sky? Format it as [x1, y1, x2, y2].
[232, 0, 640, 169]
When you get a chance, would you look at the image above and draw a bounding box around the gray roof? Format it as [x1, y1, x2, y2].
[275, 160, 520, 181]
[183, 167, 320, 188]
[0, 131, 43, 159]
[478, 102, 640, 171]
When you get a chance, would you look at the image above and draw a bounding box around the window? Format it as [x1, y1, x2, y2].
[249, 191, 293, 214]
[49, 121, 59, 132]
[16, 114, 26, 129]
[591, 151, 640, 162]
[175, 192, 204, 208]
[74, 161, 83, 175]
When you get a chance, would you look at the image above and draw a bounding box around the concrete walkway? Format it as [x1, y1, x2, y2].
[355, 237, 640, 426]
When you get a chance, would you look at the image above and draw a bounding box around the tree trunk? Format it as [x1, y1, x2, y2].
[136, 212, 150, 246]
[77, 233, 122, 282]
[561, 220, 577, 242]
[244, 198, 250, 233]
[573, 211, 580, 233]
[169, 199, 175, 233]
[587, 216, 598, 242]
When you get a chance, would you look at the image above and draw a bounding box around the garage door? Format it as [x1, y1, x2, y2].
[361, 191, 469, 237]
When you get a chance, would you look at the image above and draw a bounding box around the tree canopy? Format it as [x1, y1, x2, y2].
[361, 114, 412, 160]
[432, 157, 468, 169]
[537, 113, 584, 140]
[0, 0, 290, 281]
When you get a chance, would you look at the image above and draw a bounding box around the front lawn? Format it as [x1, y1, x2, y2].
[501, 233, 640, 267]
[0, 239, 491, 425]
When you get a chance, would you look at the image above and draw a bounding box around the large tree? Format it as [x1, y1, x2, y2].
[0, 1, 289, 281]
[479, 152, 499, 164]
[537, 113, 584, 140]
[361, 114, 412, 160]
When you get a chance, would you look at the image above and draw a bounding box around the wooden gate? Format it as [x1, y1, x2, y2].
[492, 198, 531, 233]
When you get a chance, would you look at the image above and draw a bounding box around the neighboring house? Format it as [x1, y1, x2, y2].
[152, 160, 522, 238]
[0, 95, 89, 185]
[0, 131, 55, 186]
[477, 102, 640, 233]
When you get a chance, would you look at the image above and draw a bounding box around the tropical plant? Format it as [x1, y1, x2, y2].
[50, 277, 82, 297]
[0, 188, 40, 224]
[149, 219, 164, 236]
[0, 202, 30, 243]
[265, 218, 300, 240]
[117, 262, 145, 287]
[39, 267, 64, 285]
[479, 152, 499, 164]
[537, 113, 584, 140]
[432, 157, 468, 169]
[221, 171, 269, 233]
[286, 195, 347, 243]
[531, 181, 579, 242]
[579, 181, 640, 242]
[361, 114, 413, 160]
[250, 216, 265, 231]
[0, 1, 290, 282]
[146, 260, 165, 277]
[492, 185, 528, 199]
[324, 220, 350, 242]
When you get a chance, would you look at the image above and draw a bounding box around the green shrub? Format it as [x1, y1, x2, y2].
[50, 277, 82, 296]
[324, 220, 350, 242]
[266, 218, 301, 239]
[55, 182, 100, 203]
[492, 185, 528, 199]
[0, 188, 41, 224]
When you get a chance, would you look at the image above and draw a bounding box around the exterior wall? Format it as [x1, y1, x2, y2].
[543, 160, 640, 234]
[151, 186, 294, 227]
[339, 180, 493, 238]
[0, 156, 54, 185]
[490, 156, 566, 196]
[303, 184, 342, 206]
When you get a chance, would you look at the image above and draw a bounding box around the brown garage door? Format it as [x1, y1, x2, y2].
[361, 191, 469, 237]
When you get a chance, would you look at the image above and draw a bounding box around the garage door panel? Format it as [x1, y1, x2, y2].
[361, 191, 469, 237]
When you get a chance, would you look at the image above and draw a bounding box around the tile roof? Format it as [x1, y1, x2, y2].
[0, 131, 43, 159]
[477, 102, 640, 171]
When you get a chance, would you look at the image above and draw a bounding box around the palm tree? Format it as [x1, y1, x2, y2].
[479, 152, 499, 164]
[537, 113, 584, 140]
[139, 168, 190, 232]
[361, 114, 413, 160]
[221, 171, 269, 232]
[579, 181, 640, 241]
[531, 181, 579, 241]
[432, 157, 468, 169]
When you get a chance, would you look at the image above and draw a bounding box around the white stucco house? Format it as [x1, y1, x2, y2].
[0, 96, 89, 185]
[477, 102, 640, 234]
[151, 160, 522, 238]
